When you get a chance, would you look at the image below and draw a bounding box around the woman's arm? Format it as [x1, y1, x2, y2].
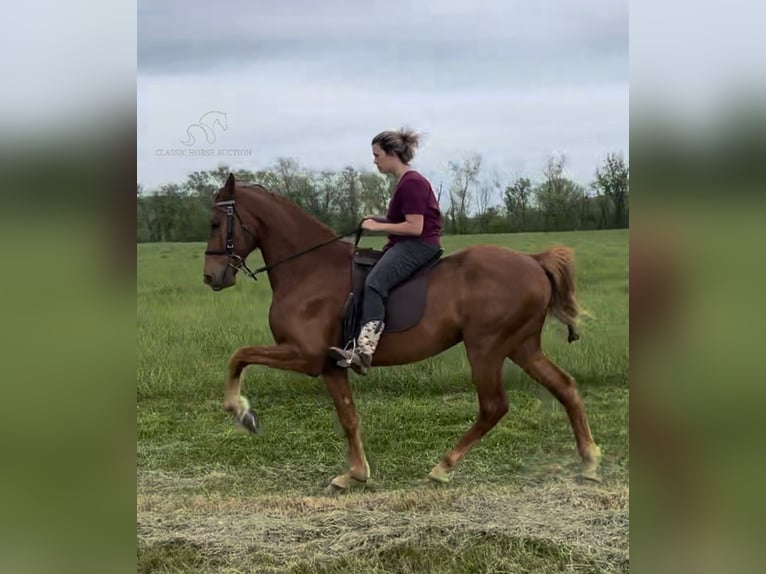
[362, 214, 423, 236]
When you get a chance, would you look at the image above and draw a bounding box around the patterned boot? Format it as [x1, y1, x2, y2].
[329, 321, 385, 376]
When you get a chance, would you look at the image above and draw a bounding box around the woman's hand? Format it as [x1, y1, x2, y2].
[361, 218, 386, 232]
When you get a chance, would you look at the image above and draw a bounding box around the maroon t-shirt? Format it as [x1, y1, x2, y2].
[384, 171, 442, 248]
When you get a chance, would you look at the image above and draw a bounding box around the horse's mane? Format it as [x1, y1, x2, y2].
[238, 183, 339, 237]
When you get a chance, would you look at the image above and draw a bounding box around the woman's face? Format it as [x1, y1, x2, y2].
[372, 144, 396, 174]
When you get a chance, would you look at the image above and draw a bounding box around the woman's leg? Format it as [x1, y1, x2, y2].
[360, 241, 441, 325]
[329, 241, 440, 374]
[350, 241, 441, 373]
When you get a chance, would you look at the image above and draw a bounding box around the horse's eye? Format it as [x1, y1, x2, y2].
[210, 222, 220, 230]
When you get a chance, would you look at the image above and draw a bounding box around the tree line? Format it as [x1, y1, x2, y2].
[137, 153, 628, 242]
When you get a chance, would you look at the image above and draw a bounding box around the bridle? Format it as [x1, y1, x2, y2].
[203, 200, 260, 279]
[204, 199, 363, 281]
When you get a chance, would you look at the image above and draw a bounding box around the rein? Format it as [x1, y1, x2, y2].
[204, 199, 364, 281]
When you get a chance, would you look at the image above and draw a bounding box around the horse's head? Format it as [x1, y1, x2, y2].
[203, 173, 258, 291]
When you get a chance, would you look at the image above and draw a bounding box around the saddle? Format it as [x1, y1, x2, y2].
[340, 246, 443, 346]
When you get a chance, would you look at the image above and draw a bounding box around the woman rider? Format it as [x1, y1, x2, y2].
[329, 128, 443, 375]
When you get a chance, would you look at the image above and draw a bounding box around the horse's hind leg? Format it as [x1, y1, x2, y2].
[510, 338, 601, 481]
[428, 345, 508, 483]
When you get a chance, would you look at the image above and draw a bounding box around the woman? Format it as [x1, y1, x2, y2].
[330, 128, 443, 375]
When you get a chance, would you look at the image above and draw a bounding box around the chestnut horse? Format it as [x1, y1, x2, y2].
[202, 174, 601, 490]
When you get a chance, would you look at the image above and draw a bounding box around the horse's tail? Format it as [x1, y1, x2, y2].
[531, 246, 582, 336]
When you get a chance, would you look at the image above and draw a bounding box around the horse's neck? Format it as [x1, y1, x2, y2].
[248, 192, 348, 293]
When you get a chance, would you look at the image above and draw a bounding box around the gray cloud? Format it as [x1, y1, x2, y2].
[138, 1, 628, 193]
[139, 0, 627, 79]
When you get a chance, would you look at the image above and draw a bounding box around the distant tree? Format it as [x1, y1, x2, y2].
[337, 166, 361, 230]
[184, 171, 218, 197]
[359, 170, 390, 216]
[229, 168, 253, 183]
[592, 153, 629, 227]
[448, 154, 482, 234]
[535, 155, 585, 231]
[475, 171, 501, 232]
[273, 157, 300, 197]
[313, 170, 339, 226]
[504, 176, 533, 229]
[153, 183, 184, 241]
[435, 181, 445, 208]
[137, 151, 629, 242]
[251, 169, 279, 191]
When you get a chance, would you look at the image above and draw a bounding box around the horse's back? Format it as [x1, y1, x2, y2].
[428, 244, 551, 315]
[437, 244, 548, 281]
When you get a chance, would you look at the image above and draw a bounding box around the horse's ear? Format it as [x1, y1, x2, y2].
[225, 173, 236, 193]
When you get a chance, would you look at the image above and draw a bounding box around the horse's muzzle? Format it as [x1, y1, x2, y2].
[203, 269, 235, 291]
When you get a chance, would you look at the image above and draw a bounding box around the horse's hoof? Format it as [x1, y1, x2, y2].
[580, 470, 601, 483]
[236, 410, 259, 434]
[325, 483, 344, 496]
[427, 463, 451, 484]
[579, 444, 602, 482]
[427, 472, 450, 484]
[328, 473, 367, 492]
[426, 474, 450, 485]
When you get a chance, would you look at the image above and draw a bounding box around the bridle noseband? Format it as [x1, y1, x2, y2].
[204, 200, 262, 279]
[204, 198, 363, 282]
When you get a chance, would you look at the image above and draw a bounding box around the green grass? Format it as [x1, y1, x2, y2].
[138, 229, 628, 572]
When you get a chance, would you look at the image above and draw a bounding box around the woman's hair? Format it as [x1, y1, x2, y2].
[371, 128, 422, 164]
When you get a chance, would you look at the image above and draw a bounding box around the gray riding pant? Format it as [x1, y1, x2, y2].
[360, 239, 441, 327]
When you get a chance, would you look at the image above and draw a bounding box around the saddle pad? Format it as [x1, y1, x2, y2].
[342, 248, 442, 342]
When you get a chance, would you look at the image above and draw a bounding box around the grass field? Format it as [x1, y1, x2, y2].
[137, 229, 629, 573]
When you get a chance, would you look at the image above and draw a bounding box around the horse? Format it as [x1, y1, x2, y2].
[202, 174, 601, 490]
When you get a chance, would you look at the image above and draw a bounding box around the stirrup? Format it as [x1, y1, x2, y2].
[339, 338, 356, 367]
[328, 338, 356, 368]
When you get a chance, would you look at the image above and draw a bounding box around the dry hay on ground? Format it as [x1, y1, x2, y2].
[138, 471, 628, 572]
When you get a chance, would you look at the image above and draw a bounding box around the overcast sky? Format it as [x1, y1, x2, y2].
[138, 0, 628, 196]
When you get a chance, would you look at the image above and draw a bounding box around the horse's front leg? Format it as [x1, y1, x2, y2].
[322, 367, 370, 492]
[222, 344, 317, 432]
